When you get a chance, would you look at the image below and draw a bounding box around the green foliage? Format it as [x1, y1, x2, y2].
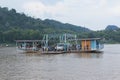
[0, 6, 120, 44]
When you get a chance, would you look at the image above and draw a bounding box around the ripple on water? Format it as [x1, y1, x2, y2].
[0, 45, 120, 80]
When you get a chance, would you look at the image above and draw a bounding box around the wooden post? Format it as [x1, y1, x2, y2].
[85, 40, 86, 51]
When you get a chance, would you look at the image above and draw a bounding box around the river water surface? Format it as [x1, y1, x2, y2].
[0, 44, 120, 80]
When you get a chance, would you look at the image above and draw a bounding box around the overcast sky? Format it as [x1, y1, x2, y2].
[0, 0, 120, 30]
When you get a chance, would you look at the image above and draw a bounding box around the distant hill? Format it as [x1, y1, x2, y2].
[43, 19, 90, 33]
[0, 6, 120, 43]
[0, 6, 91, 43]
[0, 7, 90, 33]
[105, 25, 119, 31]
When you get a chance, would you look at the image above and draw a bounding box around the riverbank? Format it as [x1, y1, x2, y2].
[0, 43, 16, 47]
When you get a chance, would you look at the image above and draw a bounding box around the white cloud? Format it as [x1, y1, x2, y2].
[22, 0, 64, 19]
[111, 5, 120, 16]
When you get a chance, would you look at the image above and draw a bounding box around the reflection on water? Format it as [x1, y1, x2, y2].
[20, 51, 103, 59]
[74, 53, 103, 58]
[0, 44, 120, 80]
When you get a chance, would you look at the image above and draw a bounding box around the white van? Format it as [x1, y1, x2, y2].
[55, 43, 72, 51]
[55, 43, 64, 51]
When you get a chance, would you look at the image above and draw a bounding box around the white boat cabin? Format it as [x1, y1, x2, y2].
[15, 40, 41, 52]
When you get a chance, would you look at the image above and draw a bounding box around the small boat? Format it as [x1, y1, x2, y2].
[15, 40, 42, 53]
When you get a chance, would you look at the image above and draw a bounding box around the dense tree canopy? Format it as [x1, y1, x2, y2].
[0, 7, 120, 44]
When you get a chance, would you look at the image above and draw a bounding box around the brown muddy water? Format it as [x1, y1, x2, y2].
[0, 44, 120, 80]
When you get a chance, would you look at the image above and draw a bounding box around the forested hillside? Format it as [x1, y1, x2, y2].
[0, 7, 91, 43]
[105, 25, 119, 31]
[0, 7, 120, 43]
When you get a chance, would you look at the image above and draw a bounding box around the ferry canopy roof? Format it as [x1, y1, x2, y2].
[68, 38, 102, 41]
[15, 40, 42, 42]
[77, 38, 102, 41]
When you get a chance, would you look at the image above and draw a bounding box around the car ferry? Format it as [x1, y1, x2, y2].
[15, 34, 104, 53]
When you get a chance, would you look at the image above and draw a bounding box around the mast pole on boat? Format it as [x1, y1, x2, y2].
[75, 34, 77, 44]
[32, 41, 35, 51]
[65, 33, 66, 43]
[45, 34, 48, 47]
[59, 35, 61, 43]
